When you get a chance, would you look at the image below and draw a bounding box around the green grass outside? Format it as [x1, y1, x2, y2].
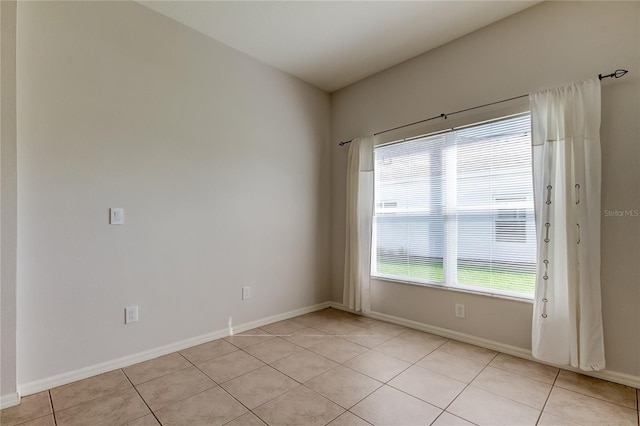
[376, 260, 535, 295]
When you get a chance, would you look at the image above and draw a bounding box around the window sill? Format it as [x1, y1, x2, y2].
[370, 274, 534, 303]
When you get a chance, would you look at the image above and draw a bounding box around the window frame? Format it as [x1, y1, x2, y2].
[370, 109, 536, 301]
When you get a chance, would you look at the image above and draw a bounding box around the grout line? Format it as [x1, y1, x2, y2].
[489, 358, 638, 413]
[343, 410, 373, 425]
[120, 352, 194, 387]
[215, 382, 261, 425]
[247, 408, 270, 426]
[430, 410, 479, 426]
[535, 367, 561, 425]
[486, 353, 560, 385]
[185, 342, 284, 421]
[346, 346, 414, 382]
[314, 363, 383, 407]
[149, 385, 220, 418]
[377, 382, 443, 419]
[44, 370, 135, 414]
[47, 390, 58, 426]
[213, 359, 299, 417]
[473, 364, 555, 412]
[551, 385, 639, 410]
[196, 349, 266, 385]
[285, 384, 346, 423]
[296, 331, 386, 413]
[53, 411, 58, 424]
[223, 332, 277, 351]
[154, 351, 252, 411]
[335, 356, 381, 376]
[437, 351, 497, 420]
[121, 368, 163, 426]
[128, 360, 246, 423]
[551, 371, 639, 409]
[487, 365, 558, 386]
[456, 362, 559, 415]
[336, 342, 444, 417]
[35, 390, 58, 426]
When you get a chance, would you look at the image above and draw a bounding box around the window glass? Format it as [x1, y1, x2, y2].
[372, 113, 536, 298]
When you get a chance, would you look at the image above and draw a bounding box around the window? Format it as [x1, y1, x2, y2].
[371, 113, 536, 298]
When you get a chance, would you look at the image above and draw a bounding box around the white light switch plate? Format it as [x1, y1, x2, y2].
[110, 208, 124, 225]
[242, 286, 251, 300]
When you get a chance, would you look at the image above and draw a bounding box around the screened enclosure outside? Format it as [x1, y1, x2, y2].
[371, 113, 537, 298]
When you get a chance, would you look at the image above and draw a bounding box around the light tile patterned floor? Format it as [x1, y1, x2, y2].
[2, 308, 639, 426]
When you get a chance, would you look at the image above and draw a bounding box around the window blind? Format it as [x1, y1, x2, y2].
[372, 113, 536, 298]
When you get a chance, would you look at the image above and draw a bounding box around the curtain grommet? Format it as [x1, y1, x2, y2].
[544, 223, 550, 242]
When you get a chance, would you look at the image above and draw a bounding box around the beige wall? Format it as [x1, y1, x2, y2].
[16, 1, 330, 387]
[1, 0, 18, 401]
[330, 1, 640, 376]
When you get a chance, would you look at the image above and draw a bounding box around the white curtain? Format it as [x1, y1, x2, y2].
[530, 79, 605, 371]
[343, 135, 374, 312]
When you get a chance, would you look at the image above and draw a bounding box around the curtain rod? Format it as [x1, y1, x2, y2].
[338, 68, 629, 146]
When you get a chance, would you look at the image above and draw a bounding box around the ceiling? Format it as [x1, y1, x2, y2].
[138, 1, 540, 92]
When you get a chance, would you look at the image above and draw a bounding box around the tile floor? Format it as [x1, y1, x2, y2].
[2, 308, 639, 426]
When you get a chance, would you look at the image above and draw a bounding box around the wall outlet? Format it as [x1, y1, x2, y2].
[125, 306, 138, 324]
[242, 286, 251, 300]
[455, 303, 465, 318]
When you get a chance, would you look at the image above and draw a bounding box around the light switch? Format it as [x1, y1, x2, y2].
[110, 208, 124, 225]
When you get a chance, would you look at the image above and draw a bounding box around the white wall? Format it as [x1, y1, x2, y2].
[331, 1, 640, 377]
[1, 0, 18, 403]
[16, 1, 330, 388]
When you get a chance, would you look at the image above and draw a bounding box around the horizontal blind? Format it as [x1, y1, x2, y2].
[372, 113, 536, 297]
[373, 134, 446, 284]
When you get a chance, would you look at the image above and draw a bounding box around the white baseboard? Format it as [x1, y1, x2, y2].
[329, 302, 640, 388]
[18, 301, 331, 397]
[0, 392, 20, 410]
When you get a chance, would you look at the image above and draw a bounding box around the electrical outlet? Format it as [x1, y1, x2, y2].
[125, 306, 138, 324]
[242, 286, 251, 300]
[455, 303, 465, 318]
